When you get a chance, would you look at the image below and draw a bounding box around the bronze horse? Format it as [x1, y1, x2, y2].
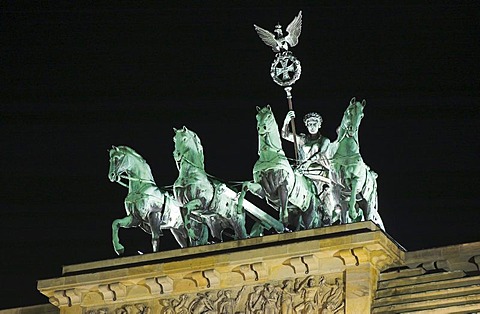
[108, 146, 188, 255]
[238, 106, 330, 231]
[330, 98, 385, 229]
[173, 127, 248, 245]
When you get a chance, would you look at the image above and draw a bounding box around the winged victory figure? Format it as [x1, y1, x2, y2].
[254, 11, 302, 53]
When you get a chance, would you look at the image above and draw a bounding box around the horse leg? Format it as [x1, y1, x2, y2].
[332, 184, 344, 224]
[236, 182, 250, 215]
[288, 211, 302, 231]
[184, 198, 211, 246]
[237, 181, 265, 213]
[317, 185, 333, 226]
[278, 183, 289, 226]
[357, 197, 368, 222]
[249, 182, 266, 199]
[368, 192, 385, 230]
[148, 211, 164, 252]
[191, 220, 209, 246]
[260, 175, 274, 195]
[170, 228, 188, 248]
[112, 215, 139, 255]
[250, 221, 267, 237]
[233, 212, 248, 239]
[348, 178, 360, 221]
[180, 199, 203, 245]
[299, 199, 318, 230]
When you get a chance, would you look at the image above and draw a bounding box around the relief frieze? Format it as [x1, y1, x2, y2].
[158, 274, 344, 313]
[86, 303, 150, 314]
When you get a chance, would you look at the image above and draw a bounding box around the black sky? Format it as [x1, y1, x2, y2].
[1, 2, 479, 309]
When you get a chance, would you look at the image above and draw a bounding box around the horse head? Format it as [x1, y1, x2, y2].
[173, 126, 205, 168]
[109, 146, 128, 183]
[108, 145, 151, 184]
[109, 145, 188, 254]
[256, 105, 278, 136]
[341, 97, 365, 137]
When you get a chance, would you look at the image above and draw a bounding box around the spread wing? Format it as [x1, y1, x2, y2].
[285, 11, 302, 47]
[254, 24, 280, 51]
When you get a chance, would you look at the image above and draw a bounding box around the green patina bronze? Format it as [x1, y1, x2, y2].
[108, 100, 385, 255]
[172, 126, 283, 245]
[173, 127, 249, 245]
[330, 98, 385, 229]
[238, 105, 331, 231]
[108, 146, 188, 255]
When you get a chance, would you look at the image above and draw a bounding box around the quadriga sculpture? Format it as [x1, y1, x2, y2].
[173, 127, 258, 246]
[330, 98, 385, 229]
[238, 105, 331, 231]
[108, 146, 188, 255]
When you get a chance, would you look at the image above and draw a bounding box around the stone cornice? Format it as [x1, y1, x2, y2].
[38, 221, 405, 312]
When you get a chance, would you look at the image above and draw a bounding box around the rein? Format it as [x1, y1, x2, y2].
[176, 156, 226, 189]
[175, 152, 218, 213]
[113, 173, 156, 189]
[115, 178, 129, 188]
[330, 117, 363, 169]
[119, 174, 156, 185]
[337, 124, 360, 148]
[259, 131, 283, 154]
[111, 150, 156, 188]
[177, 155, 205, 171]
[176, 156, 245, 190]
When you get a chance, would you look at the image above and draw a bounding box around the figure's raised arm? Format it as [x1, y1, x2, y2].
[281, 110, 295, 141]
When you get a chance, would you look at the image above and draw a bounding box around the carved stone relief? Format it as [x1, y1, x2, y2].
[85, 303, 150, 314]
[116, 303, 151, 314]
[86, 309, 108, 314]
[156, 275, 344, 313]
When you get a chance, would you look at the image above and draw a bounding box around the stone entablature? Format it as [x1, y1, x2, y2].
[0, 304, 59, 314]
[373, 241, 480, 313]
[38, 222, 404, 313]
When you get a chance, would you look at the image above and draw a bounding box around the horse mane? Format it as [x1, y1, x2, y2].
[336, 101, 356, 142]
[181, 129, 205, 169]
[191, 131, 205, 168]
[257, 106, 283, 152]
[115, 145, 154, 180]
[117, 146, 145, 162]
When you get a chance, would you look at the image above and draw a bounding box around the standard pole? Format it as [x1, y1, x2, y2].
[284, 87, 299, 165]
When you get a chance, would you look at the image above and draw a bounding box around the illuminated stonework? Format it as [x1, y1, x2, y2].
[36, 222, 480, 313]
[38, 222, 402, 313]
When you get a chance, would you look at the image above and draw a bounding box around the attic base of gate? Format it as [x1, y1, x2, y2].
[37, 221, 405, 313]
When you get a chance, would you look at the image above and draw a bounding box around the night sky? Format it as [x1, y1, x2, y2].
[1, 3, 479, 309]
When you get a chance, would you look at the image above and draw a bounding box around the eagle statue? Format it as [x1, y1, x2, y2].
[254, 11, 302, 53]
